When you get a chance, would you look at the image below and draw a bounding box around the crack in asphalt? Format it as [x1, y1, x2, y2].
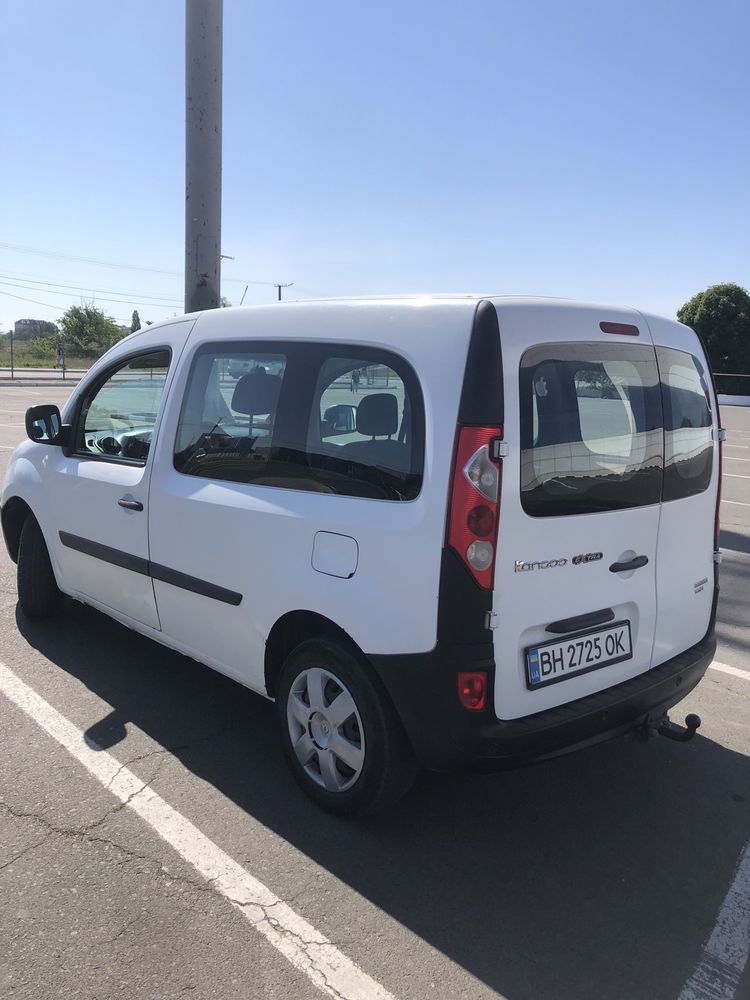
[0, 759, 166, 855]
[0, 833, 52, 873]
[0, 796, 217, 897]
[0, 720, 385, 1000]
[1, 799, 363, 1000]
[99, 915, 142, 947]
[100, 720, 246, 790]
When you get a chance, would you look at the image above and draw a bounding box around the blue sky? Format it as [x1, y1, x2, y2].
[2, 0, 748, 331]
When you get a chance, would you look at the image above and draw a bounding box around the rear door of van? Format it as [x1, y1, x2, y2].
[645, 313, 719, 665]
[491, 302, 664, 721]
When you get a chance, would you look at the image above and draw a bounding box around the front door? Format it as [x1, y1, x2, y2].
[49, 347, 173, 629]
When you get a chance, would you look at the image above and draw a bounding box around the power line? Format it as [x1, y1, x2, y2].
[0, 241, 179, 276]
[0, 288, 130, 323]
[0, 288, 68, 310]
[0, 273, 183, 304]
[0, 278, 180, 309]
[0, 241, 280, 286]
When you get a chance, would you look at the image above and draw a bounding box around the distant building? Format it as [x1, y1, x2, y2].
[13, 319, 58, 341]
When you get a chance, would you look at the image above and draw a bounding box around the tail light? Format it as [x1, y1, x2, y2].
[446, 425, 503, 588]
[457, 671, 488, 711]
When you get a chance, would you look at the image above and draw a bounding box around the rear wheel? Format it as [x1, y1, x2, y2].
[277, 638, 418, 816]
[17, 516, 62, 619]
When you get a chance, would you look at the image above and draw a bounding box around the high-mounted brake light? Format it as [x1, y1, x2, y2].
[600, 321, 640, 337]
[446, 425, 503, 588]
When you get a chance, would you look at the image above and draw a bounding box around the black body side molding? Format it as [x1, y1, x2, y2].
[58, 531, 242, 606]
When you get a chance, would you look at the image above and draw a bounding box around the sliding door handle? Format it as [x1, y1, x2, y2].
[118, 498, 143, 512]
[609, 555, 648, 573]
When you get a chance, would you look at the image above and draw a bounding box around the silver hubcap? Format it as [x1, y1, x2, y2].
[286, 667, 365, 793]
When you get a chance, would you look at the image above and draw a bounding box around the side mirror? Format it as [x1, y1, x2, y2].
[25, 405, 67, 446]
[322, 404, 357, 436]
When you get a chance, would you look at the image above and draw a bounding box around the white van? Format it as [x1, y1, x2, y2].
[1, 297, 721, 814]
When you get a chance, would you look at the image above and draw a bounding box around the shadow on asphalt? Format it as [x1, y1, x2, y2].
[721, 528, 750, 556]
[16, 602, 750, 1000]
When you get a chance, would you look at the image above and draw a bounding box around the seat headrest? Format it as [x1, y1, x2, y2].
[356, 393, 398, 437]
[231, 370, 282, 415]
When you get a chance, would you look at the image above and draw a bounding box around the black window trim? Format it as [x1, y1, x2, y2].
[69, 345, 173, 467]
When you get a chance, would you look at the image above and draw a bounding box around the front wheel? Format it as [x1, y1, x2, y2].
[277, 639, 418, 816]
[17, 515, 62, 619]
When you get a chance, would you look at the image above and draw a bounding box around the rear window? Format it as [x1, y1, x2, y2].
[520, 343, 663, 517]
[658, 347, 713, 501]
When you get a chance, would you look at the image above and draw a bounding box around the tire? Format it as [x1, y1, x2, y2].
[277, 638, 419, 817]
[17, 515, 62, 619]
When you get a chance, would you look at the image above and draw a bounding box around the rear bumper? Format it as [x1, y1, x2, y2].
[369, 631, 716, 771]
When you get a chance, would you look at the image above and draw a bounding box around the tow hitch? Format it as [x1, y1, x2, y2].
[636, 712, 702, 743]
[658, 713, 701, 742]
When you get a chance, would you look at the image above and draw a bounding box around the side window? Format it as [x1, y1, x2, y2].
[520, 343, 663, 517]
[77, 349, 171, 462]
[174, 349, 287, 482]
[304, 354, 423, 500]
[173, 343, 424, 501]
[658, 347, 713, 501]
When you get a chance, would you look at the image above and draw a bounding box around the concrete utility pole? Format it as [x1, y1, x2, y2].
[274, 283, 294, 301]
[185, 0, 223, 313]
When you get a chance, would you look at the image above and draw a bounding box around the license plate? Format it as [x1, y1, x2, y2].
[526, 621, 632, 690]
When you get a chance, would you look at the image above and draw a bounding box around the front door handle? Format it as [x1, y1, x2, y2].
[609, 555, 648, 573]
[118, 498, 143, 512]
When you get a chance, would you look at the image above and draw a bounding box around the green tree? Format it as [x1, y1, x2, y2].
[130, 309, 141, 332]
[677, 283, 750, 373]
[27, 335, 59, 361]
[58, 304, 124, 358]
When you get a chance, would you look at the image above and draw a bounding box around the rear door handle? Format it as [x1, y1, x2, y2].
[118, 498, 143, 512]
[609, 555, 648, 573]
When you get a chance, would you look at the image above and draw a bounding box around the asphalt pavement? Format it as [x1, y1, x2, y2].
[1, 382, 749, 1000]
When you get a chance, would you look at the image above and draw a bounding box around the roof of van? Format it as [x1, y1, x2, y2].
[132, 296, 684, 343]
[175, 294, 654, 318]
[115, 296, 694, 371]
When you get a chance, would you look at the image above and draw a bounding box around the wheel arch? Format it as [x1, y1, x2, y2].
[1, 496, 33, 564]
[264, 610, 362, 699]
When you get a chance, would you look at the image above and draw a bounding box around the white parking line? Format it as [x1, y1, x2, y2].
[678, 839, 750, 1000]
[722, 499, 750, 508]
[724, 457, 750, 463]
[0, 661, 395, 1000]
[710, 661, 750, 683]
[724, 474, 750, 481]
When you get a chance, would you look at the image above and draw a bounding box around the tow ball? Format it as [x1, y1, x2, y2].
[658, 713, 701, 742]
[637, 712, 702, 742]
